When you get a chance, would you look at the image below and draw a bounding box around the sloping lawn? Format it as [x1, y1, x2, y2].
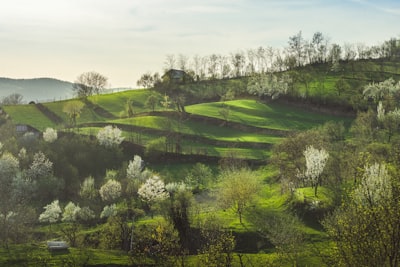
[44, 100, 107, 124]
[0, 244, 130, 266]
[113, 116, 283, 144]
[186, 99, 352, 131]
[89, 89, 154, 116]
[3, 104, 56, 130]
[75, 126, 271, 160]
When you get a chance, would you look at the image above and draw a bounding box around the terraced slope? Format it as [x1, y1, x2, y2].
[186, 99, 352, 131]
[2, 92, 353, 161]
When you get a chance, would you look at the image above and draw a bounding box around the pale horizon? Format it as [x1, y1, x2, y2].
[1, 0, 399, 88]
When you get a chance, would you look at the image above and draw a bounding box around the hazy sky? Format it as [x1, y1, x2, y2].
[1, 0, 399, 87]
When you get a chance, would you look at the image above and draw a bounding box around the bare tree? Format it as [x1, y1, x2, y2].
[312, 31, 328, 63]
[178, 54, 189, 71]
[328, 43, 342, 64]
[343, 43, 357, 61]
[1, 93, 23, 105]
[208, 54, 219, 79]
[218, 55, 229, 79]
[73, 71, 108, 97]
[137, 72, 155, 88]
[164, 54, 176, 71]
[266, 46, 276, 72]
[288, 31, 305, 67]
[255, 46, 266, 73]
[230, 51, 246, 77]
[246, 48, 256, 75]
[192, 54, 202, 80]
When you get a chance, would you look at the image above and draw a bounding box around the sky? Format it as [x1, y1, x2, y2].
[0, 0, 399, 88]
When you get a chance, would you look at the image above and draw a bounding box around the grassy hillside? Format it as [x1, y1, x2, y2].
[3, 93, 351, 161]
[2, 104, 57, 130]
[186, 100, 352, 131]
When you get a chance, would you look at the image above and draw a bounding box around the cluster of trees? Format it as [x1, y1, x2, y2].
[138, 33, 400, 85]
[135, 37, 399, 116]
[72, 71, 108, 98]
[0, 93, 24, 105]
[271, 77, 400, 265]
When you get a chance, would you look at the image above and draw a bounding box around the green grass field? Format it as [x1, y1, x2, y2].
[3, 104, 56, 130]
[44, 100, 107, 124]
[3, 90, 352, 162]
[88, 89, 154, 116]
[113, 116, 283, 143]
[186, 99, 351, 131]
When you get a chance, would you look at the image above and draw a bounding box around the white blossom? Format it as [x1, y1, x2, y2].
[354, 163, 391, 205]
[0, 211, 17, 222]
[99, 179, 122, 202]
[76, 206, 96, 221]
[303, 145, 329, 186]
[386, 108, 400, 123]
[80, 176, 97, 199]
[100, 204, 118, 218]
[126, 155, 144, 180]
[97, 125, 124, 148]
[247, 74, 289, 99]
[138, 175, 169, 204]
[27, 152, 53, 180]
[39, 200, 62, 224]
[43, 127, 58, 143]
[0, 152, 19, 181]
[363, 78, 400, 101]
[18, 147, 27, 160]
[0, 152, 19, 172]
[62, 202, 81, 222]
[377, 101, 385, 122]
[165, 182, 190, 195]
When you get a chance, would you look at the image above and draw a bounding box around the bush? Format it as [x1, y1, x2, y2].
[145, 137, 166, 159]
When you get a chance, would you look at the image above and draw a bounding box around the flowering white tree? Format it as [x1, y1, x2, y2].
[303, 145, 329, 196]
[43, 127, 58, 143]
[18, 147, 27, 160]
[247, 73, 289, 100]
[76, 206, 96, 222]
[353, 163, 391, 205]
[165, 182, 190, 195]
[377, 101, 385, 122]
[80, 176, 98, 199]
[97, 125, 124, 148]
[61, 201, 81, 247]
[26, 152, 53, 180]
[0, 153, 20, 210]
[100, 204, 118, 219]
[322, 162, 399, 266]
[376, 101, 400, 141]
[363, 78, 400, 102]
[39, 200, 62, 224]
[62, 202, 81, 222]
[138, 175, 169, 215]
[126, 155, 144, 180]
[99, 179, 122, 202]
[0, 152, 19, 184]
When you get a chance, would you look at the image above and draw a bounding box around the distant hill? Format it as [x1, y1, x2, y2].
[0, 77, 73, 103]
